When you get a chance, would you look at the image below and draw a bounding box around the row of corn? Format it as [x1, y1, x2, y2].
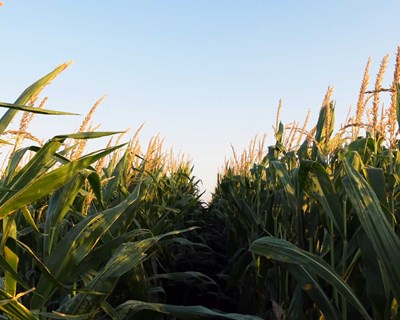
[0, 48, 399, 319]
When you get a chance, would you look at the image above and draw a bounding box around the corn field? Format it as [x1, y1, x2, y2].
[0, 48, 400, 319]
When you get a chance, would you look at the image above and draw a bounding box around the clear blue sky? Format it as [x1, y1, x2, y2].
[1, 1, 400, 199]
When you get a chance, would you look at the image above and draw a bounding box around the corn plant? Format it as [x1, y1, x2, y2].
[209, 49, 400, 319]
[0, 64, 264, 320]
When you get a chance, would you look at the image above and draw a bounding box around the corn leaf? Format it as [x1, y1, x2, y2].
[0, 145, 123, 220]
[116, 300, 263, 320]
[3, 217, 18, 296]
[0, 102, 78, 115]
[58, 228, 197, 314]
[31, 180, 144, 309]
[0, 62, 71, 135]
[44, 173, 88, 257]
[39, 312, 90, 319]
[363, 166, 388, 210]
[1, 140, 63, 196]
[70, 229, 150, 278]
[58, 238, 157, 315]
[0, 289, 38, 320]
[103, 147, 129, 204]
[150, 271, 218, 287]
[286, 264, 340, 320]
[250, 236, 372, 320]
[0, 245, 30, 290]
[20, 206, 40, 234]
[357, 230, 388, 320]
[271, 161, 304, 248]
[342, 154, 400, 303]
[300, 160, 344, 236]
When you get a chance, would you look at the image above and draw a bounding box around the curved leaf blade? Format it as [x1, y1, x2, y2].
[250, 236, 372, 320]
[342, 155, 400, 302]
[0, 62, 71, 135]
[0, 145, 122, 219]
[0, 102, 78, 115]
[31, 180, 144, 309]
[116, 300, 263, 320]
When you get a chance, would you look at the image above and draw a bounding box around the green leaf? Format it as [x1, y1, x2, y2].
[275, 121, 284, 143]
[52, 131, 123, 141]
[271, 161, 304, 248]
[103, 147, 129, 204]
[0, 62, 71, 135]
[38, 312, 90, 319]
[20, 206, 41, 234]
[86, 171, 104, 209]
[3, 217, 18, 296]
[31, 180, 144, 309]
[300, 160, 344, 236]
[0, 145, 123, 220]
[250, 236, 372, 320]
[357, 230, 387, 320]
[149, 271, 218, 287]
[0, 102, 78, 115]
[348, 138, 368, 160]
[14, 238, 67, 290]
[287, 264, 340, 320]
[70, 229, 150, 278]
[1, 132, 120, 204]
[1, 141, 63, 197]
[58, 238, 157, 315]
[0, 246, 30, 290]
[0, 288, 38, 320]
[59, 228, 197, 315]
[101, 301, 123, 320]
[363, 166, 388, 209]
[44, 173, 87, 257]
[312, 104, 327, 159]
[270, 161, 297, 214]
[342, 154, 400, 303]
[116, 300, 263, 320]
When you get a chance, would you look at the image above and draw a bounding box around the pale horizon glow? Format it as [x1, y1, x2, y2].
[1, 1, 400, 200]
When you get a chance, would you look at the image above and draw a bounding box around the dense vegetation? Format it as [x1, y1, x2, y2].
[1, 48, 400, 319]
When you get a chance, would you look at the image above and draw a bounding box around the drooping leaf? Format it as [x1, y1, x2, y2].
[342, 154, 400, 303]
[287, 264, 340, 320]
[250, 236, 372, 320]
[58, 238, 157, 315]
[116, 300, 263, 320]
[31, 180, 144, 309]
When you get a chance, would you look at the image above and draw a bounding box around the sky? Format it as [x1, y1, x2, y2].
[1, 1, 400, 200]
